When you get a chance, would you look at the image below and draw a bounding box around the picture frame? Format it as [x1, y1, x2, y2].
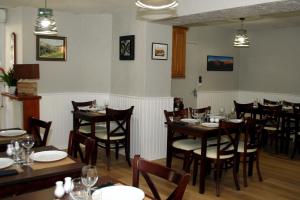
[10, 32, 17, 66]
[119, 35, 135, 60]
[152, 43, 168, 60]
[207, 55, 233, 71]
[36, 35, 67, 61]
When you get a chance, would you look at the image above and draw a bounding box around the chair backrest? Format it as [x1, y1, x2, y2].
[263, 99, 278, 105]
[67, 131, 96, 165]
[163, 108, 189, 124]
[188, 106, 211, 119]
[29, 117, 52, 147]
[243, 117, 262, 152]
[293, 105, 300, 133]
[234, 100, 254, 119]
[132, 155, 190, 200]
[71, 100, 96, 111]
[257, 103, 282, 129]
[217, 120, 243, 159]
[105, 106, 134, 139]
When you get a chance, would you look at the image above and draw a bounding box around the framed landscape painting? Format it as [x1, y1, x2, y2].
[152, 43, 168, 60]
[36, 35, 67, 61]
[207, 55, 233, 71]
[119, 35, 135, 60]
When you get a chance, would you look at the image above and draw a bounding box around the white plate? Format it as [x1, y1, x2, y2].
[0, 158, 14, 169]
[30, 150, 68, 162]
[97, 110, 106, 114]
[180, 118, 198, 124]
[0, 129, 26, 137]
[201, 122, 219, 128]
[92, 185, 145, 200]
[229, 119, 243, 123]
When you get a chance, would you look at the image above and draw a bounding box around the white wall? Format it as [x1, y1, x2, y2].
[172, 26, 240, 108]
[239, 26, 300, 95]
[5, 7, 112, 93]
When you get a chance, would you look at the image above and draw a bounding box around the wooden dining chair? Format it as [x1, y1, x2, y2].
[67, 131, 96, 165]
[291, 105, 300, 159]
[258, 103, 282, 153]
[188, 106, 211, 119]
[237, 117, 263, 187]
[132, 155, 190, 200]
[263, 99, 278, 105]
[234, 100, 254, 119]
[192, 120, 242, 196]
[95, 106, 134, 170]
[164, 109, 201, 172]
[71, 100, 106, 135]
[28, 117, 52, 147]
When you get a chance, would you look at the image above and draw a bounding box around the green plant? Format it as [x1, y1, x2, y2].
[0, 67, 17, 86]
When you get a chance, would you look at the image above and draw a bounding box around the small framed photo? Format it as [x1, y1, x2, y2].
[120, 35, 135, 60]
[36, 35, 67, 61]
[152, 43, 168, 60]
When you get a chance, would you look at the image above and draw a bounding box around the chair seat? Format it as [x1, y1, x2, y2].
[237, 141, 257, 153]
[194, 145, 234, 159]
[172, 138, 201, 151]
[79, 125, 106, 134]
[264, 126, 280, 131]
[95, 131, 125, 141]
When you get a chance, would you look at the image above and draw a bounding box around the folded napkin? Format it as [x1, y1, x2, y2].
[0, 169, 18, 177]
[91, 182, 114, 193]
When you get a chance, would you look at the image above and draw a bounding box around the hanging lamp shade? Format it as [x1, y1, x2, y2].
[233, 18, 250, 48]
[135, 0, 178, 10]
[34, 0, 57, 35]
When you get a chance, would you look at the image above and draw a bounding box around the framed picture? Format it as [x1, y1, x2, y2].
[36, 35, 67, 61]
[119, 35, 135, 60]
[207, 55, 233, 71]
[152, 43, 168, 60]
[9, 32, 17, 66]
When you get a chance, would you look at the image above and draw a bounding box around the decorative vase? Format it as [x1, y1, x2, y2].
[9, 86, 16, 95]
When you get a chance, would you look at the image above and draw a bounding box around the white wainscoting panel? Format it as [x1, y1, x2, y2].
[238, 91, 300, 104]
[110, 94, 173, 160]
[197, 90, 238, 114]
[39, 92, 109, 149]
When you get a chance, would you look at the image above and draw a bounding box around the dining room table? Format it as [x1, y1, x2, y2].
[0, 145, 84, 198]
[166, 120, 219, 194]
[3, 175, 153, 200]
[0, 128, 27, 152]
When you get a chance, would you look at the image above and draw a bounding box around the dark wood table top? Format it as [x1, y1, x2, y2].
[73, 110, 106, 122]
[0, 146, 85, 198]
[3, 175, 153, 200]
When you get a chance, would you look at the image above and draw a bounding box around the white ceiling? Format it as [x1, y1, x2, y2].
[0, 0, 300, 29]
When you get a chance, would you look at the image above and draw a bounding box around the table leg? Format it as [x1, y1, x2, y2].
[199, 136, 207, 194]
[248, 154, 254, 176]
[166, 125, 172, 168]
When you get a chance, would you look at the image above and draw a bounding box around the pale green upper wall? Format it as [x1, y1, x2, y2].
[239, 26, 300, 94]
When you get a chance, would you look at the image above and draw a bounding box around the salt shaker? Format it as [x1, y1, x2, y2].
[54, 181, 65, 198]
[6, 144, 13, 156]
[63, 177, 73, 193]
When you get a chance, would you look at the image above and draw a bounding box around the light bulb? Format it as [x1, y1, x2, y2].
[41, 18, 51, 28]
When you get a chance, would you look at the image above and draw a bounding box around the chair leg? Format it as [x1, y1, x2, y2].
[242, 154, 248, 187]
[256, 151, 263, 182]
[192, 156, 199, 185]
[115, 142, 119, 160]
[105, 143, 111, 170]
[233, 158, 240, 191]
[215, 161, 222, 197]
[125, 142, 131, 167]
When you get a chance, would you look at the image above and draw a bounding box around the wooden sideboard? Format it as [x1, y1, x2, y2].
[1, 92, 41, 131]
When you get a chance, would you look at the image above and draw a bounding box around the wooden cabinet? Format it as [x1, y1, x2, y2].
[172, 26, 188, 78]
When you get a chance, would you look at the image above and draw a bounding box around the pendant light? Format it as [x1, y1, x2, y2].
[233, 18, 250, 48]
[135, 0, 178, 10]
[34, 0, 57, 35]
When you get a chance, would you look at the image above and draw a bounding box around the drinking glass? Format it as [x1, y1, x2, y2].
[11, 140, 23, 164]
[21, 135, 35, 165]
[70, 178, 86, 200]
[81, 165, 98, 199]
[191, 109, 199, 120]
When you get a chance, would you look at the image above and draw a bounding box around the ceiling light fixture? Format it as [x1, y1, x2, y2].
[233, 18, 250, 48]
[135, 0, 178, 10]
[34, 0, 57, 35]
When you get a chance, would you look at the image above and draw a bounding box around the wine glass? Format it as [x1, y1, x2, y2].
[191, 109, 199, 120]
[21, 135, 35, 165]
[81, 165, 98, 199]
[11, 140, 23, 164]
